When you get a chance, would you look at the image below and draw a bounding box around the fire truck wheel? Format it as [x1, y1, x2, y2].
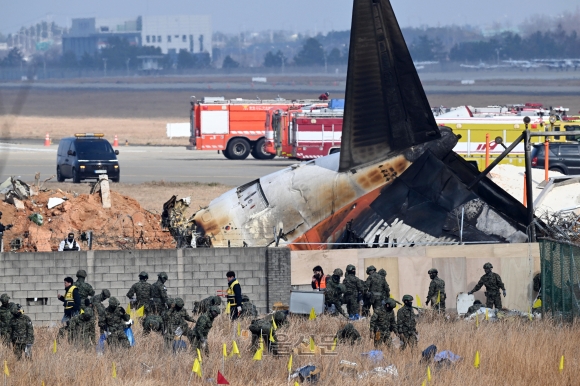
[252, 138, 276, 160]
[226, 138, 251, 160]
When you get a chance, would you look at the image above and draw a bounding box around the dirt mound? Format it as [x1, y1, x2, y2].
[0, 187, 175, 252]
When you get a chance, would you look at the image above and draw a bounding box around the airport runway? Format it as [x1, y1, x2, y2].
[0, 142, 296, 185]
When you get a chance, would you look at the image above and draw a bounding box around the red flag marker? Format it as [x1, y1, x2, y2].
[217, 371, 230, 385]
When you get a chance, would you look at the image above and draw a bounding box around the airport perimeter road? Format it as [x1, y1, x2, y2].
[0, 142, 297, 185]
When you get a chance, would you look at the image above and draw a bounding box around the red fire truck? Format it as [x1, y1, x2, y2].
[189, 97, 325, 160]
[265, 106, 344, 160]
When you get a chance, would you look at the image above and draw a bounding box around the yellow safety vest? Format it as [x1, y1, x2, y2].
[64, 285, 77, 309]
[227, 280, 241, 306]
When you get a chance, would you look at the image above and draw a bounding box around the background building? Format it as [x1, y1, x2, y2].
[141, 15, 212, 57]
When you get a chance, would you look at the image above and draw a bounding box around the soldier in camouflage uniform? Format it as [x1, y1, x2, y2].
[397, 295, 417, 350]
[9, 305, 34, 360]
[465, 300, 483, 316]
[0, 294, 16, 344]
[343, 265, 365, 320]
[378, 269, 391, 300]
[188, 306, 220, 356]
[91, 289, 110, 333]
[126, 271, 152, 315]
[163, 298, 196, 349]
[142, 314, 164, 335]
[363, 266, 390, 317]
[249, 311, 287, 355]
[69, 298, 96, 348]
[325, 268, 347, 317]
[74, 270, 95, 303]
[240, 295, 258, 318]
[336, 323, 361, 345]
[468, 263, 506, 309]
[425, 268, 446, 312]
[100, 297, 131, 349]
[150, 272, 169, 315]
[370, 298, 397, 348]
[193, 296, 222, 314]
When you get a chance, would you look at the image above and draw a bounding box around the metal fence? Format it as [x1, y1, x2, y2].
[540, 238, 580, 320]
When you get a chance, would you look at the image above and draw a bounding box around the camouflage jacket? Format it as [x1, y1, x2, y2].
[151, 280, 168, 306]
[91, 293, 107, 323]
[427, 277, 446, 303]
[10, 313, 34, 345]
[191, 313, 215, 341]
[337, 324, 361, 344]
[325, 276, 345, 304]
[241, 301, 258, 318]
[164, 308, 194, 337]
[366, 272, 389, 299]
[194, 296, 222, 314]
[396, 305, 417, 336]
[74, 278, 95, 302]
[0, 303, 16, 334]
[249, 317, 274, 336]
[370, 307, 397, 334]
[101, 306, 130, 333]
[126, 280, 152, 308]
[343, 273, 365, 297]
[471, 272, 505, 294]
[69, 304, 95, 341]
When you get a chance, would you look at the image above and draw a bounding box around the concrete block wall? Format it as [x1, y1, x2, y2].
[0, 247, 278, 325]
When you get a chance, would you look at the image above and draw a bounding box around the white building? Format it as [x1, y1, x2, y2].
[141, 15, 212, 56]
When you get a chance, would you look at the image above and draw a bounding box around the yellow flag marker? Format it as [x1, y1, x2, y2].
[3, 360, 8, 376]
[309, 307, 316, 320]
[42, 382, 45, 386]
[230, 341, 240, 357]
[112, 362, 117, 378]
[125, 304, 131, 314]
[269, 328, 276, 343]
[331, 336, 337, 351]
[309, 336, 315, 352]
[272, 315, 278, 330]
[436, 291, 440, 305]
[192, 358, 202, 378]
[237, 322, 241, 336]
[427, 366, 432, 381]
[197, 348, 202, 363]
[222, 343, 228, 358]
[136, 306, 145, 318]
[53, 339, 57, 354]
[253, 348, 263, 361]
[287, 355, 293, 372]
[226, 302, 231, 314]
[415, 295, 422, 308]
[533, 299, 542, 308]
[485, 308, 489, 321]
[559, 355, 564, 372]
[476, 312, 479, 328]
[259, 335, 264, 350]
[421, 380, 427, 386]
[294, 382, 300, 386]
[474, 351, 480, 369]
[80, 309, 85, 315]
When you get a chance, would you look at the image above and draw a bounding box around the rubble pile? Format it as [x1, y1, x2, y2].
[0, 179, 174, 252]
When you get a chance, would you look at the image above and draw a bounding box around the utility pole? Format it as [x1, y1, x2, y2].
[103, 58, 108, 77]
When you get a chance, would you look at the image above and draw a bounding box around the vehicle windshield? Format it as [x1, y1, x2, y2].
[76, 140, 115, 159]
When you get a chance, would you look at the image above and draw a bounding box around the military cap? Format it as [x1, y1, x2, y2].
[483, 263, 493, 269]
[158, 272, 169, 280]
[0, 294, 10, 302]
[139, 271, 149, 279]
[108, 297, 120, 307]
[385, 298, 396, 308]
[333, 268, 344, 277]
[402, 294, 413, 302]
[366, 265, 376, 274]
[473, 300, 482, 305]
[209, 306, 221, 316]
[168, 298, 175, 306]
[175, 298, 184, 308]
[428, 268, 438, 274]
[76, 269, 87, 278]
[378, 269, 387, 277]
[241, 295, 250, 302]
[346, 264, 356, 272]
[101, 289, 111, 298]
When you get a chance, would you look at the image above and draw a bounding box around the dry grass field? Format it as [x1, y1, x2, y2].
[2, 313, 579, 386]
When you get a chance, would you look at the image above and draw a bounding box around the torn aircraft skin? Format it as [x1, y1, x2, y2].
[192, 0, 530, 249]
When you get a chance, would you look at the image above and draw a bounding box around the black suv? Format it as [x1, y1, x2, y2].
[57, 134, 120, 183]
[531, 142, 580, 175]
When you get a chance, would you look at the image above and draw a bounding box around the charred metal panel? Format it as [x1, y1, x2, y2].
[339, 0, 440, 172]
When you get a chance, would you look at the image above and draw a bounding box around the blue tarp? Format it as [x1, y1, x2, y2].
[329, 99, 345, 109]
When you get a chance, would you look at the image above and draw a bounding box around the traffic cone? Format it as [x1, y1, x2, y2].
[44, 132, 50, 146]
[113, 135, 119, 147]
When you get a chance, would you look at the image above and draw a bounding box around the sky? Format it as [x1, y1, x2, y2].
[1, 0, 578, 35]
